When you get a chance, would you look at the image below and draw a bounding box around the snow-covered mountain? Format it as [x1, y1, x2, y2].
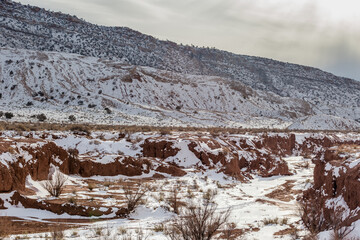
[0, 47, 358, 130]
[0, 0, 359, 130]
[0, 47, 311, 128]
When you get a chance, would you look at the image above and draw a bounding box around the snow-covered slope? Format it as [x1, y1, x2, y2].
[0, 0, 359, 126]
[288, 115, 360, 131]
[0, 47, 322, 128]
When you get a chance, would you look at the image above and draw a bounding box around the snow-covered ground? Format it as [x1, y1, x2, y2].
[1, 155, 314, 239]
[1, 131, 359, 239]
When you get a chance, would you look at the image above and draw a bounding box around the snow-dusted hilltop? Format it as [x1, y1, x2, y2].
[0, 47, 359, 130]
[0, 47, 309, 128]
[0, 0, 359, 129]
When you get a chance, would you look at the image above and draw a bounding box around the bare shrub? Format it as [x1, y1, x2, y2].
[289, 228, 300, 240]
[167, 186, 180, 214]
[203, 189, 217, 204]
[302, 232, 318, 240]
[329, 206, 355, 240]
[50, 225, 65, 240]
[153, 223, 165, 232]
[41, 172, 67, 197]
[222, 222, 237, 240]
[68, 115, 76, 122]
[122, 182, 146, 213]
[299, 191, 356, 239]
[298, 192, 328, 234]
[93, 226, 103, 237]
[70, 125, 90, 135]
[4, 112, 14, 119]
[120, 227, 149, 240]
[37, 113, 47, 122]
[103, 180, 112, 188]
[166, 201, 231, 240]
[104, 107, 112, 114]
[262, 217, 279, 225]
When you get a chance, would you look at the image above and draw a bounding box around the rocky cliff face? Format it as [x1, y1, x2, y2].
[1, 131, 358, 193]
[300, 144, 360, 232]
[0, 140, 70, 192]
[0, 135, 187, 192]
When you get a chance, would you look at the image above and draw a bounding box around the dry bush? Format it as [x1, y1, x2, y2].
[103, 180, 113, 188]
[329, 206, 355, 240]
[166, 201, 231, 240]
[300, 191, 356, 239]
[302, 232, 319, 240]
[159, 128, 171, 136]
[70, 125, 90, 135]
[122, 182, 147, 213]
[4, 112, 14, 119]
[153, 223, 165, 232]
[298, 192, 328, 235]
[50, 225, 65, 240]
[120, 227, 149, 240]
[262, 217, 279, 225]
[41, 172, 67, 197]
[93, 226, 104, 237]
[167, 186, 180, 214]
[37, 113, 47, 122]
[203, 189, 217, 204]
[222, 223, 238, 240]
[68, 115, 76, 122]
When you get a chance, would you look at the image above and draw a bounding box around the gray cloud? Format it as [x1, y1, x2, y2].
[18, 0, 360, 80]
[320, 38, 360, 80]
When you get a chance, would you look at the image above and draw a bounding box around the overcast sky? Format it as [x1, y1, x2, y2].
[19, 0, 360, 80]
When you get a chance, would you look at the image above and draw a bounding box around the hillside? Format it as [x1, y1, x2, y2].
[0, 0, 359, 128]
[0, 47, 326, 129]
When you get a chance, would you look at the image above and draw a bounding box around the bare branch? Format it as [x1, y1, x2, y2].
[41, 172, 67, 197]
[122, 181, 146, 213]
[166, 201, 231, 240]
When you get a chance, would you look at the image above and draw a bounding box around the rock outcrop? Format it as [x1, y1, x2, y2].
[0, 131, 359, 221]
[300, 145, 360, 230]
[9, 191, 112, 217]
[142, 139, 179, 159]
[0, 141, 71, 192]
[1, 132, 359, 192]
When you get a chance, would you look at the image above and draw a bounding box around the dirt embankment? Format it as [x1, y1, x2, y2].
[300, 145, 360, 230]
[0, 132, 359, 219]
[1, 133, 358, 192]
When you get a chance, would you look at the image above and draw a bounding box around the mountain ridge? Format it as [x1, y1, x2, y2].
[0, 0, 359, 129]
[0, 47, 359, 130]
